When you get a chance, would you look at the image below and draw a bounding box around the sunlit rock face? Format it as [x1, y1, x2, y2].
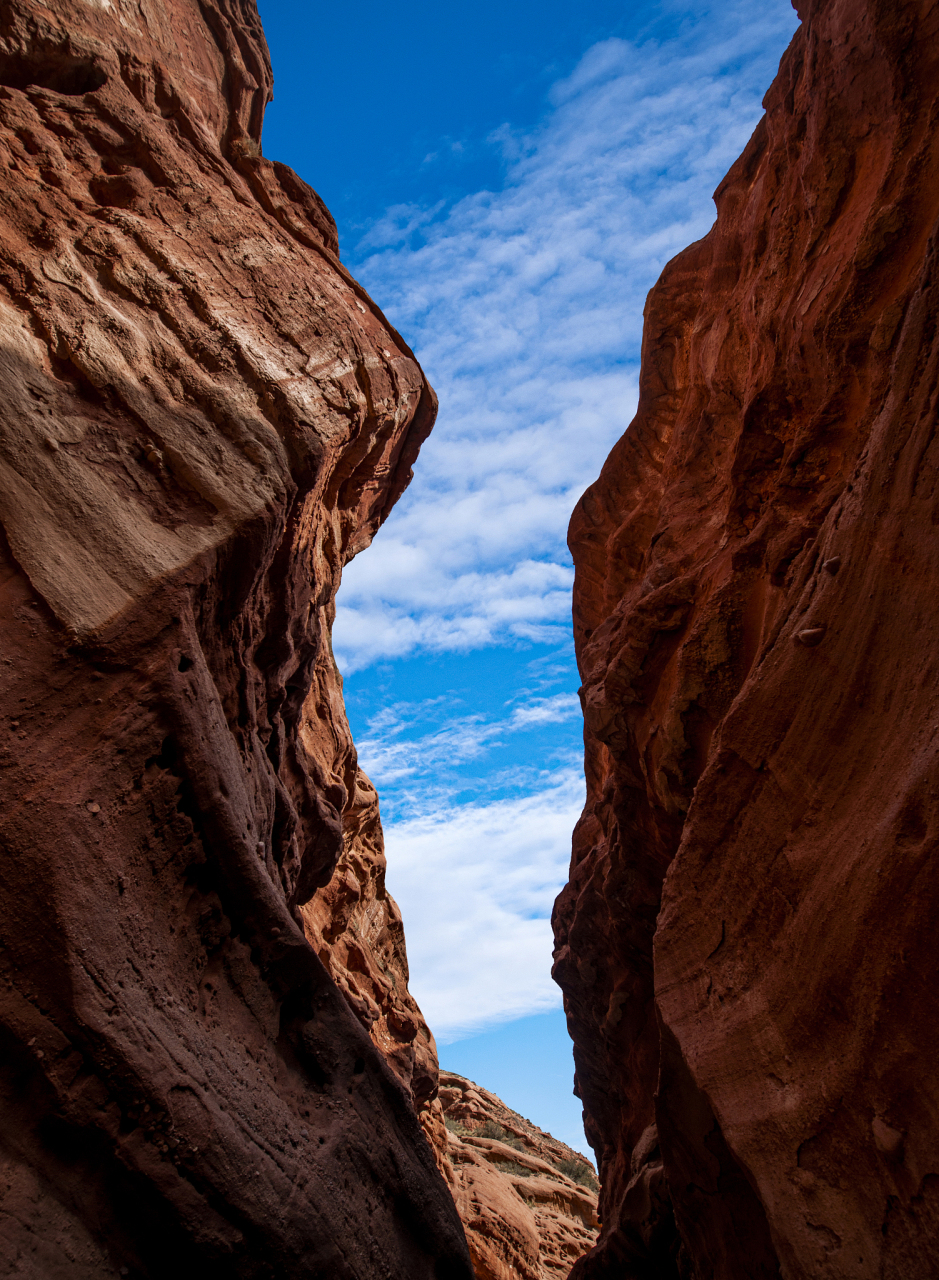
[0, 1, 474, 1276]
[554, 0, 939, 1275]
[429, 1071, 599, 1280]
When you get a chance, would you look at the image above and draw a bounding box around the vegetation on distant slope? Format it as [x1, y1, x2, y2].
[555, 1157, 600, 1191]
[475, 1119, 527, 1150]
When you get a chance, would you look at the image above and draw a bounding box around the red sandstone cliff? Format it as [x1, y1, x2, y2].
[554, 0, 939, 1275]
[0, 1, 473, 1276]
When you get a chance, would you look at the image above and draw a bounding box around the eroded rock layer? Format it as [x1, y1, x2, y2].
[554, 0, 939, 1275]
[432, 1071, 599, 1280]
[0, 1, 472, 1276]
[300, 768, 441, 1111]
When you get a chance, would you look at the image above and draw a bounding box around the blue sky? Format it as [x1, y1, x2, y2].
[259, 0, 800, 1155]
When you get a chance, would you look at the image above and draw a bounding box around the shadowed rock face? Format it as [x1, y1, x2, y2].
[301, 768, 442, 1112]
[554, 0, 939, 1275]
[0, 1, 473, 1276]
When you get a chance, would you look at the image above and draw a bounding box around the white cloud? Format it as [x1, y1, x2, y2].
[334, 0, 799, 672]
[357, 200, 446, 251]
[508, 693, 581, 728]
[355, 691, 581, 795]
[357, 710, 500, 787]
[382, 770, 585, 1041]
[335, 1, 800, 1035]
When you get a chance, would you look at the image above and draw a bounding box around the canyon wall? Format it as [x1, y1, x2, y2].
[553, 0, 939, 1276]
[301, 779, 605, 1280]
[0, 0, 474, 1275]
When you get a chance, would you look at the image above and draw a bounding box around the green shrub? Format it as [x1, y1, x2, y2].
[230, 136, 261, 160]
[476, 1120, 524, 1150]
[555, 1157, 599, 1190]
[444, 1116, 470, 1136]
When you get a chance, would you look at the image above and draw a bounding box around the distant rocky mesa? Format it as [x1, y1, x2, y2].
[432, 1071, 599, 1280]
[0, 0, 473, 1276]
[554, 0, 939, 1276]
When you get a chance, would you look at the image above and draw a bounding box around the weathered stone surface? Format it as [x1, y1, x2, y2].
[0, 1, 473, 1276]
[300, 768, 440, 1111]
[554, 0, 939, 1275]
[430, 1071, 599, 1280]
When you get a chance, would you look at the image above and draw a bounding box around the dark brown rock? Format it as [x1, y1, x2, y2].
[554, 0, 939, 1275]
[0, 1, 472, 1276]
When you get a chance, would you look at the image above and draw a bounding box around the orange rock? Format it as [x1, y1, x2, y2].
[429, 1071, 600, 1279]
[555, 0, 939, 1275]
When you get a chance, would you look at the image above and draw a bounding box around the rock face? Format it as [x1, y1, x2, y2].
[432, 1071, 599, 1280]
[553, 0, 939, 1275]
[300, 768, 441, 1111]
[0, 1, 473, 1276]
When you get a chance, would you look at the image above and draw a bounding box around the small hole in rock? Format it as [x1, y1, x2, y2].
[178, 655, 193, 672]
[0, 49, 108, 96]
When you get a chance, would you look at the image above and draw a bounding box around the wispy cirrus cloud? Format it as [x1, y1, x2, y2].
[509, 692, 580, 727]
[338, 558, 574, 670]
[355, 691, 582, 797]
[337, 0, 800, 1044]
[334, 0, 800, 674]
[352, 690, 585, 1040]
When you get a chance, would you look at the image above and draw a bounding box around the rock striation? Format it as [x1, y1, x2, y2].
[300, 767, 441, 1111]
[432, 1071, 599, 1280]
[554, 0, 939, 1275]
[0, 1, 473, 1276]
